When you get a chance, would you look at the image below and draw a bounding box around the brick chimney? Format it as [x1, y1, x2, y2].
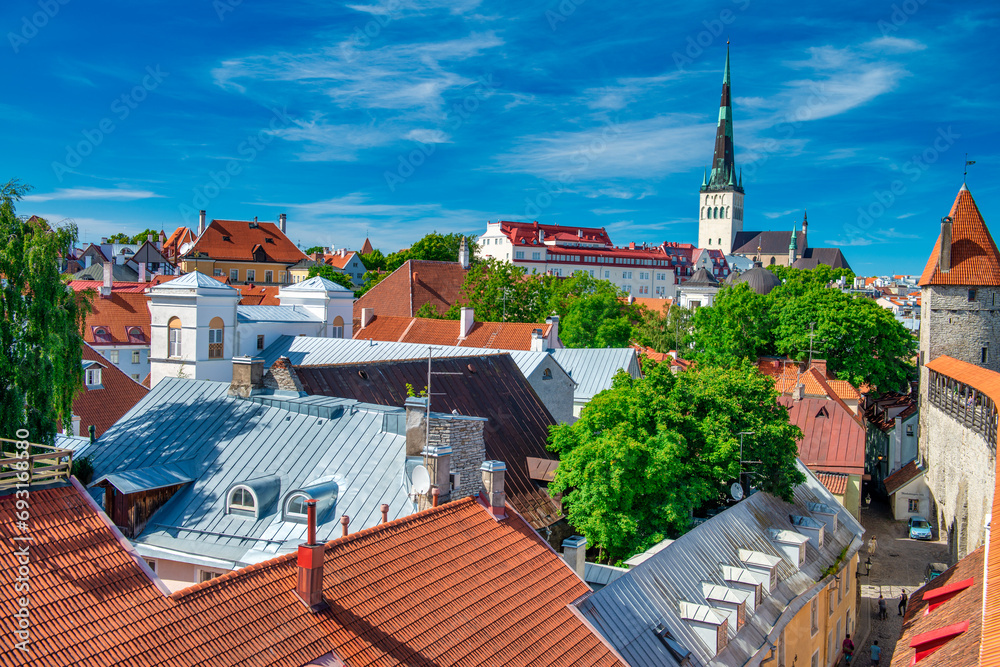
[361, 308, 375, 328]
[939, 216, 952, 273]
[404, 396, 429, 456]
[480, 460, 507, 520]
[296, 499, 327, 612]
[264, 356, 303, 392]
[279, 213, 287, 234]
[100, 261, 113, 298]
[198, 210, 206, 237]
[420, 444, 452, 510]
[460, 307, 474, 338]
[562, 535, 587, 579]
[229, 356, 264, 398]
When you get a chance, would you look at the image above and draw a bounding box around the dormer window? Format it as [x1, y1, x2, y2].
[542, 368, 553, 380]
[85, 368, 102, 387]
[228, 486, 256, 517]
[93, 327, 112, 343]
[126, 326, 145, 344]
[284, 494, 310, 523]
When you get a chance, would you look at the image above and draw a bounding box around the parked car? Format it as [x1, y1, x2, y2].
[925, 562, 947, 582]
[908, 516, 933, 540]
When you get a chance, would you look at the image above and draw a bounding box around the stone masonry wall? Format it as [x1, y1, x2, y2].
[427, 417, 486, 501]
[917, 397, 995, 561]
[920, 285, 1000, 374]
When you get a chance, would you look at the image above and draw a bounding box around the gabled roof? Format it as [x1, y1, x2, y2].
[778, 396, 865, 475]
[551, 347, 642, 401]
[758, 358, 862, 404]
[863, 390, 918, 432]
[88, 378, 413, 567]
[186, 219, 309, 264]
[361, 237, 374, 255]
[919, 185, 1000, 286]
[282, 275, 353, 293]
[814, 471, 849, 496]
[733, 230, 793, 255]
[791, 248, 853, 271]
[358, 314, 555, 351]
[73, 288, 151, 346]
[0, 483, 624, 667]
[293, 354, 563, 529]
[352, 259, 467, 329]
[72, 343, 149, 438]
[73, 262, 139, 282]
[162, 226, 195, 260]
[574, 462, 864, 667]
[682, 267, 719, 287]
[69, 280, 147, 293]
[884, 459, 925, 496]
[150, 269, 239, 291]
[131, 240, 171, 265]
[498, 220, 613, 247]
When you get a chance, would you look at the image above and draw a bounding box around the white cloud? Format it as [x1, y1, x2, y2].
[825, 237, 874, 247]
[346, 0, 481, 16]
[863, 36, 927, 53]
[763, 209, 797, 219]
[406, 128, 451, 143]
[591, 208, 636, 215]
[22, 187, 164, 203]
[896, 212, 917, 219]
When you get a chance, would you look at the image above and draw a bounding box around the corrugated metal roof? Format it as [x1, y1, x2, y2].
[573, 462, 865, 667]
[550, 347, 642, 400]
[236, 305, 321, 322]
[87, 378, 412, 567]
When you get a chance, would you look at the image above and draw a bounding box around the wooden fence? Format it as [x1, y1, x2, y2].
[0, 437, 74, 489]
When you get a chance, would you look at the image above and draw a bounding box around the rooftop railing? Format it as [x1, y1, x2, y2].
[0, 437, 74, 489]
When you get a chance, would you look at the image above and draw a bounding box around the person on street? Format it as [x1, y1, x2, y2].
[869, 535, 878, 555]
[878, 595, 887, 620]
[870, 640, 881, 665]
[842, 634, 855, 659]
[899, 590, 908, 616]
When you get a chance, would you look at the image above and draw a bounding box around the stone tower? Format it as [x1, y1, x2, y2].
[918, 184, 1000, 377]
[698, 44, 745, 252]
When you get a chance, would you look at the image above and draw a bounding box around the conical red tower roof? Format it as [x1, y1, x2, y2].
[919, 185, 1000, 286]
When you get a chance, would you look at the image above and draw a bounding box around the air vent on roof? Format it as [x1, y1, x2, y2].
[816, 406, 829, 418]
[265, 237, 274, 244]
[222, 235, 230, 241]
[653, 624, 692, 664]
[358, 369, 369, 380]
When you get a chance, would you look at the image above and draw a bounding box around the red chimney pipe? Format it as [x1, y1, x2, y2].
[380, 503, 389, 523]
[306, 499, 317, 545]
[340, 515, 349, 537]
[296, 499, 326, 611]
[432, 487, 440, 507]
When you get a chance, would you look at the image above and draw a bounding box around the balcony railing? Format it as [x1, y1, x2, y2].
[927, 370, 998, 451]
[0, 438, 75, 489]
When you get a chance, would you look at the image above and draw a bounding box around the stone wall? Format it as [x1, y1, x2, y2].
[917, 398, 996, 561]
[426, 416, 486, 500]
[262, 357, 303, 392]
[920, 285, 1000, 374]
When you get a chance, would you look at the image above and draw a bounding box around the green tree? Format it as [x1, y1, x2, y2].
[130, 228, 160, 244]
[360, 248, 386, 272]
[307, 264, 355, 291]
[560, 289, 634, 348]
[690, 283, 775, 366]
[106, 232, 131, 244]
[549, 361, 803, 563]
[457, 258, 549, 322]
[767, 264, 855, 289]
[0, 181, 90, 444]
[414, 302, 446, 319]
[303, 246, 325, 255]
[355, 270, 389, 297]
[633, 302, 692, 354]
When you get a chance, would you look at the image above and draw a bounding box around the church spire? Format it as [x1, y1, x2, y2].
[703, 42, 742, 193]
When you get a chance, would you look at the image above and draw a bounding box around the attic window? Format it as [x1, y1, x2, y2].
[284, 494, 310, 523]
[227, 486, 257, 518]
[126, 326, 145, 343]
[816, 406, 830, 418]
[265, 237, 275, 244]
[85, 368, 102, 387]
[93, 327, 112, 343]
[222, 235, 231, 241]
[543, 368, 553, 380]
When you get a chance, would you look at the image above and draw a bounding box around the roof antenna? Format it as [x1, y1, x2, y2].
[964, 153, 975, 184]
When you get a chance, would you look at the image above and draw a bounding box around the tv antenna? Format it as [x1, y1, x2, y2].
[424, 346, 464, 453]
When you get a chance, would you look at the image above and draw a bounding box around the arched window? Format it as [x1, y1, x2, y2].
[208, 316, 224, 359]
[332, 316, 344, 339]
[93, 326, 111, 343]
[168, 317, 182, 358]
[284, 494, 310, 523]
[542, 368, 553, 380]
[769, 257, 776, 266]
[701, 207, 705, 219]
[725, 206, 730, 217]
[718, 238, 722, 246]
[228, 486, 256, 517]
[713, 207, 718, 218]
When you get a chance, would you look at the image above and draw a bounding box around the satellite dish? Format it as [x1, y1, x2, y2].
[730, 482, 744, 501]
[411, 465, 431, 495]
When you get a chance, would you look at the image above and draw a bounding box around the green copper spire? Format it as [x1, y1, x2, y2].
[702, 42, 742, 194]
[790, 226, 797, 249]
[702, 169, 707, 188]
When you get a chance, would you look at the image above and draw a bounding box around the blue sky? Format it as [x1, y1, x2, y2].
[2, 0, 997, 275]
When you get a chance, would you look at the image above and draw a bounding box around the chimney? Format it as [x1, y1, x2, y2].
[460, 307, 474, 338]
[577, 229, 583, 239]
[562, 535, 587, 579]
[296, 499, 327, 612]
[479, 460, 507, 520]
[380, 503, 389, 523]
[530, 328, 545, 352]
[71, 414, 81, 437]
[545, 314, 559, 349]
[138, 262, 147, 283]
[421, 444, 452, 510]
[940, 216, 953, 272]
[794, 382, 805, 401]
[88, 424, 96, 444]
[340, 248, 346, 258]
[228, 356, 264, 398]
[198, 210, 206, 236]
[458, 236, 470, 269]
[539, 229, 544, 243]
[361, 308, 375, 328]
[100, 261, 113, 297]
[404, 396, 429, 455]
[279, 213, 287, 234]
[340, 515, 349, 537]
[159, 230, 166, 247]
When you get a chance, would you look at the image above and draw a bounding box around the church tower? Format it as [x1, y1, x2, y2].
[698, 44, 745, 252]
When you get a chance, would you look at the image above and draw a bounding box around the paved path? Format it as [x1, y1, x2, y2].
[853, 497, 950, 665]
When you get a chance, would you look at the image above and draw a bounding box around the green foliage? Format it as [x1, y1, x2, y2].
[560, 289, 633, 348]
[0, 181, 90, 444]
[355, 270, 389, 297]
[360, 248, 386, 272]
[130, 228, 160, 245]
[458, 258, 550, 323]
[415, 302, 447, 319]
[405, 383, 428, 398]
[72, 454, 94, 485]
[106, 232, 131, 244]
[307, 264, 355, 290]
[383, 232, 478, 274]
[549, 361, 804, 563]
[767, 264, 855, 288]
[633, 302, 692, 354]
[690, 283, 775, 366]
[303, 245, 325, 255]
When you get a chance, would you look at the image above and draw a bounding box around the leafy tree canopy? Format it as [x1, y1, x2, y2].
[690, 283, 775, 366]
[767, 264, 855, 291]
[359, 248, 386, 273]
[383, 232, 478, 274]
[633, 301, 691, 354]
[105, 232, 132, 244]
[306, 264, 355, 291]
[0, 181, 90, 444]
[548, 360, 804, 563]
[303, 245, 325, 255]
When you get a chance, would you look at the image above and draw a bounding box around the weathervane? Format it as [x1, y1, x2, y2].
[965, 153, 976, 183]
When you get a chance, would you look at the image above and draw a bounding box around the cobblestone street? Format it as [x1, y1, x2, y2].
[854, 496, 950, 665]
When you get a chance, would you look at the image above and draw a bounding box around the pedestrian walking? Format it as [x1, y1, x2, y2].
[868, 535, 878, 556]
[842, 634, 855, 661]
[870, 640, 881, 665]
[898, 590, 908, 616]
[878, 595, 887, 620]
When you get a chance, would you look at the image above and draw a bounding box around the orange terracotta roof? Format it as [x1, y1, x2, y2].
[162, 226, 195, 262]
[814, 471, 849, 495]
[890, 547, 984, 667]
[74, 288, 150, 346]
[353, 260, 467, 331]
[778, 396, 866, 475]
[235, 283, 281, 306]
[758, 358, 861, 403]
[632, 345, 671, 363]
[72, 344, 149, 438]
[361, 237, 374, 255]
[628, 297, 672, 312]
[141, 373, 151, 388]
[919, 185, 1000, 286]
[357, 314, 553, 351]
[0, 483, 624, 667]
[884, 459, 925, 496]
[187, 219, 308, 264]
[68, 280, 147, 293]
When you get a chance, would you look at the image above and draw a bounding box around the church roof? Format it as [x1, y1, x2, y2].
[702, 45, 742, 194]
[732, 230, 793, 255]
[791, 248, 852, 272]
[726, 264, 782, 294]
[919, 185, 1000, 287]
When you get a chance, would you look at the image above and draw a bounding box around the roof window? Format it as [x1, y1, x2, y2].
[228, 486, 256, 517]
[222, 235, 231, 241]
[93, 326, 112, 343]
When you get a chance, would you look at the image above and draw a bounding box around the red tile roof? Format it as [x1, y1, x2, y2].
[162, 226, 195, 262]
[890, 547, 984, 667]
[186, 219, 308, 264]
[234, 283, 281, 306]
[0, 483, 622, 666]
[778, 396, 866, 475]
[499, 220, 613, 248]
[361, 237, 374, 255]
[814, 471, 849, 496]
[356, 314, 553, 351]
[68, 280, 147, 293]
[352, 260, 468, 332]
[883, 459, 925, 496]
[73, 288, 150, 346]
[73, 344, 149, 438]
[919, 186, 1000, 286]
[758, 358, 861, 403]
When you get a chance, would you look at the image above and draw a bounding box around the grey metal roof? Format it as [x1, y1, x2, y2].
[584, 562, 628, 590]
[87, 377, 413, 567]
[152, 270, 237, 291]
[236, 305, 322, 323]
[282, 275, 352, 293]
[550, 347, 641, 401]
[258, 335, 571, 384]
[92, 462, 195, 494]
[573, 461, 865, 667]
